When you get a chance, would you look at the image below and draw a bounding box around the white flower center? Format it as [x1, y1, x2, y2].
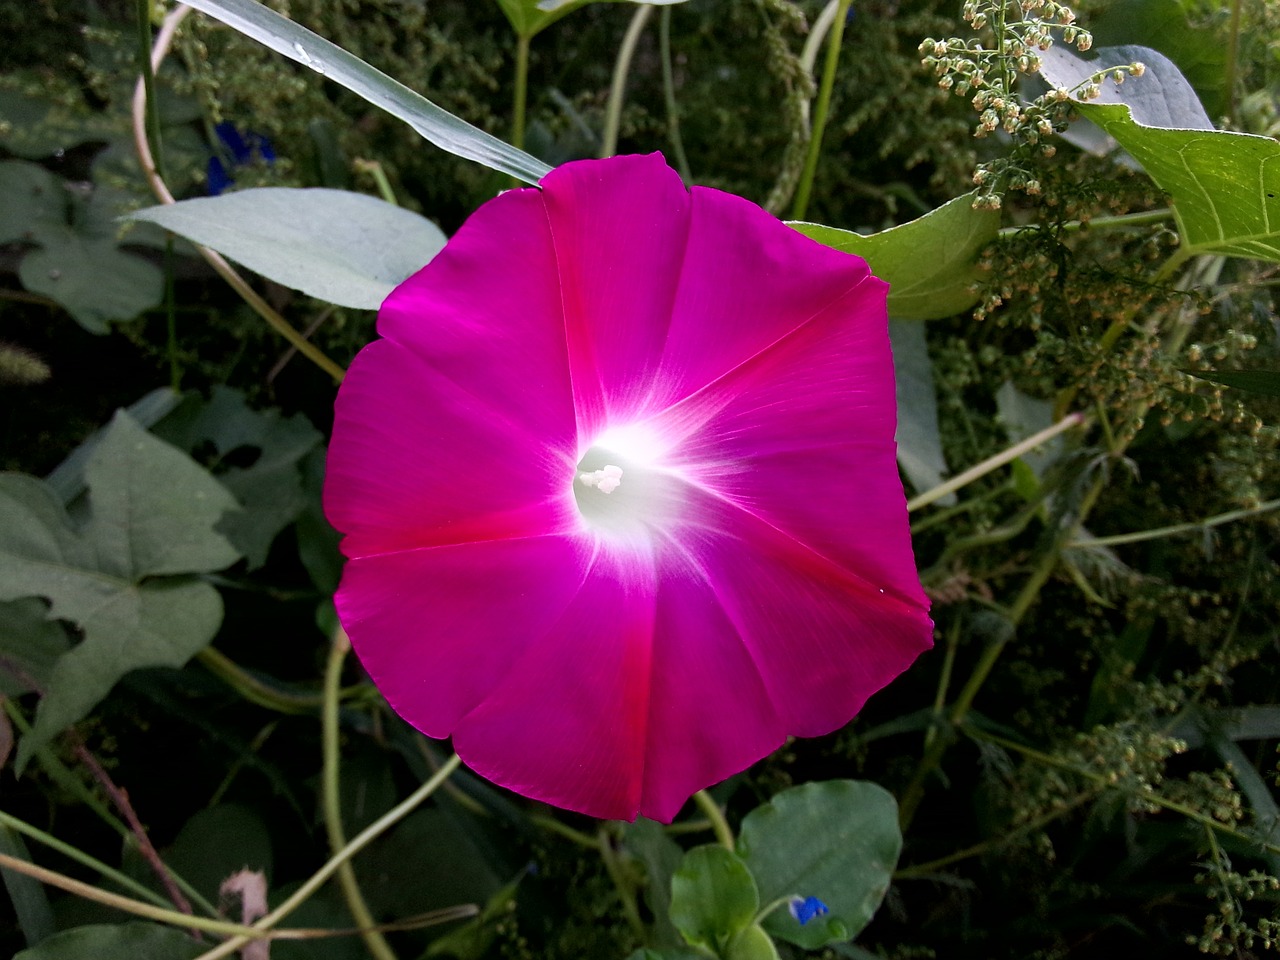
[572, 429, 683, 540]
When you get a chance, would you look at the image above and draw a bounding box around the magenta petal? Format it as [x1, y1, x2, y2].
[338, 536, 590, 736]
[670, 487, 933, 737]
[325, 340, 578, 557]
[649, 184, 873, 410]
[379, 187, 576, 448]
[452, 548, 658, 820]
[540, 153, 691, 435]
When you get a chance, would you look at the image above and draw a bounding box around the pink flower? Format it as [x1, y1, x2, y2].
[324, 153, 932, 822]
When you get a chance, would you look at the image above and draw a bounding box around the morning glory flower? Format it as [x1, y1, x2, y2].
[789, 896, 830, 926]
[324, 153, 933, 822]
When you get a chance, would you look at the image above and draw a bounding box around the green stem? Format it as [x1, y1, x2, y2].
[196, 646, 325, 713]
[658, 6, 691, 182]
[597, 826, 648, 945]
[193, 754, 463, 960]
[134, 0, 165, 184]
[353, 159, 398, 206]
[0, 809, 177, 912]
[513, 31, 531, 151]
[600, 5, 653, 159]
[998, 207, 1174, 237]
[906, 412, 1086, 512]
[1223, 0, 1242, 126]
[894, 788, 1099, 879]
[693, 790, 734, 851]
[323, 629, 397, 960]
[1070, 497, 1280, 549]
[530, 815, 603, 851]
[790, 0, 852, 220]
[923, 621, 961, 753]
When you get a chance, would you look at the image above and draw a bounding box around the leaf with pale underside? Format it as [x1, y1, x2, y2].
[128, 189, 446, 310]
[0, 411, 240, 772]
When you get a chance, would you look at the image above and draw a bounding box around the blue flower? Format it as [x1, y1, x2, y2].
[207, 121, 276, 196]
[788, 895, 830, 926]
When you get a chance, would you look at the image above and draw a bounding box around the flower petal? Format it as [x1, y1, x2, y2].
[669, 486, 933, 738]
[650, 273, 926, 609]
[378, 187, 577, 450]
[540, 153, 691, 438]
[325, 339, 578, 558]
[453, 547, 658, 820]
[338, 535, 591, 736]
[649, 185, 874, 412]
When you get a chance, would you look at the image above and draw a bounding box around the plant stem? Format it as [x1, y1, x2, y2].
[197, 646, 325, 713]
[600, 5, 653, 159]
[0, 809, 176, 911]
[322, 628, 397, 960]
[353, 159, 398, 205]
[513, 31, 531, 151]
[192, 755, 463, 960]
[693, 790, 735, 851]
[131, 5, 347, 384]
[1223, 0, 1242, 126]
[530, 815, 603, 851]
[790, 0, 852, 220]
[658, 6, 691, 182]
[134, 0, 165, 183]
[906, 412, 1086, 512]
[597, 826, 648, 945]
[998, 207, 1174, 237]
[1070, 497, 1280, 549]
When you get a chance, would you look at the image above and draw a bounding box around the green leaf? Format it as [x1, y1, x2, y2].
[670, 845, 759, 952]
[12, 923, 202, 960]
[889, 321, 953, 504]
[128, 188, 447, 310]
[623, 818, 687, 948]
[725, 925, 780, 960]
[0, 411, 240, 771]
[737, 780, 902, 950]
[792, 193, 1000, 320]
[0, 599, 71, 697]
[179, 0, 552, 184]
[0, 160, 63, 244]
[1185, 368, 1280, 398]
[496, 0, 688, 40]
[18, 234, 163, 333]
[1041, 47, 1280, 264]
[154, 387, 322, 569]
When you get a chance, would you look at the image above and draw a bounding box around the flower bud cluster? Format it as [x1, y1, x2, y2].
[918, 1, 1103, 207]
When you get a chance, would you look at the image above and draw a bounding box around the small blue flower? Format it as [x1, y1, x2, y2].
[788, 895, 830, 926]
[207, 121, 276, 195]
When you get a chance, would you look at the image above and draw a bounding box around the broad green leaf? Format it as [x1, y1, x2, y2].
[1073, 103, 1280, 262]
[792, 193, 1000, 320]
[725, 925, 780, 960]
[18, 234, 164, 333]
[161, 805, 274, 904]
[1186, 368, 1280, 398]
[889, 321, 953, 504]
[0, 160, 63, 244]
[180, 0, 551, 184]
[623, 818, 687, 948]
[737, 780, 901, 950]
[670, 845, 759, 952]
[1040, 46, 1280, 264]
[12, 923, 202, 960]
[128, 188, 447, 310]
[0, 599, 71, 697]
[0, 412, 240, 771]
[154, 387, 323, 568]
